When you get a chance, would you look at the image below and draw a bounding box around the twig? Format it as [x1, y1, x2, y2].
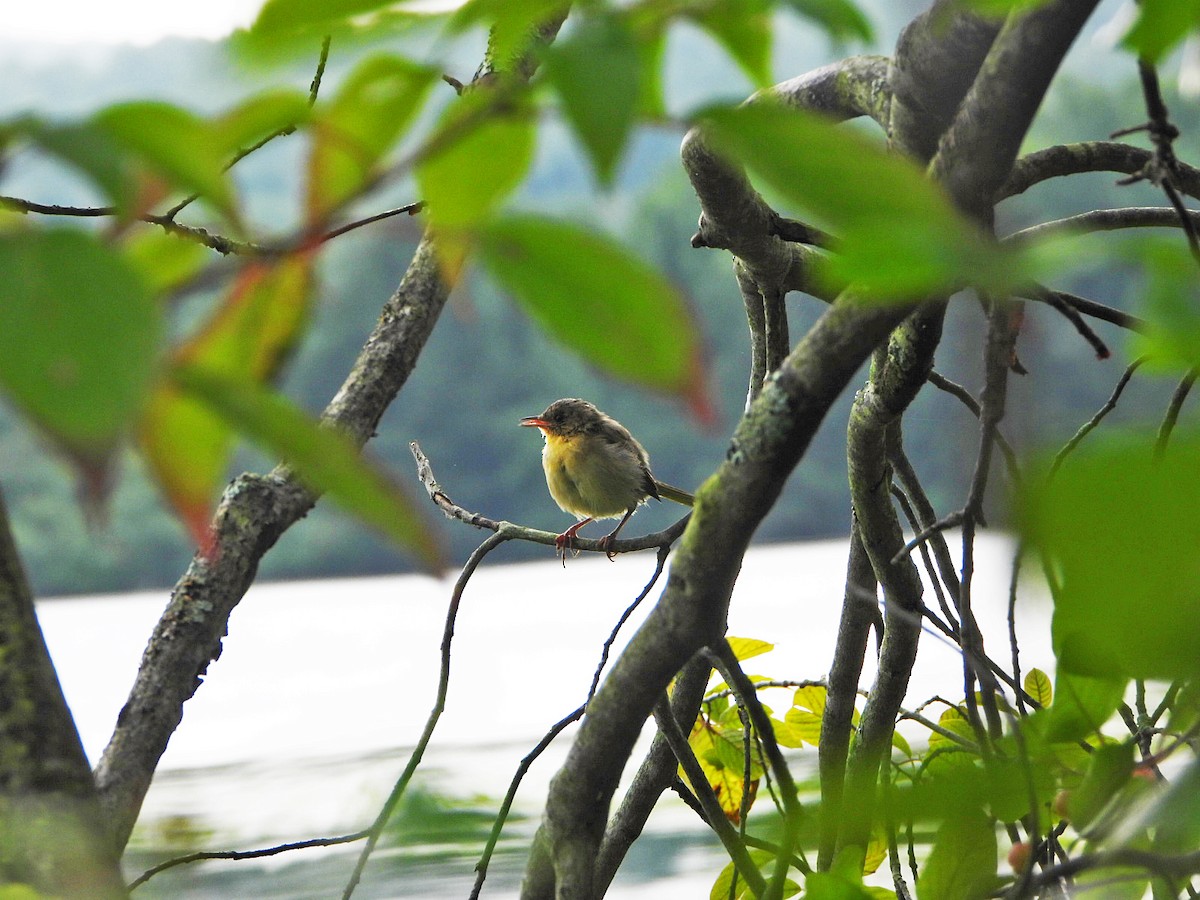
[128, 829, 369, 890]
[409, 441, 691, 557]
[652, 695, 768, 897]
[1003, 206, 1200, 245]
[163, 36, 332, 222]
[341, 531, 509, 899]
[1028, 286, 1109, 358]
[1023, 287, 1145, 333]
[926, 371, 1020, 481]
[1050, 360, 1144, 476]
[1154, 368, 1198, 458]
[469, 547, 669, 899]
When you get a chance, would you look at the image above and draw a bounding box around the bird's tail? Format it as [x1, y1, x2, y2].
[653, 480, 694, 507]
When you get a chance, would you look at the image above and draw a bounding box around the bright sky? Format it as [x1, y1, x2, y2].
[9, 0, 264, 45]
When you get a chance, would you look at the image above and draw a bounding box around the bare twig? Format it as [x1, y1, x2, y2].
[1050, 359, 1144, 475]
[129, 829, 369, 890]
[342, 531, 509, 899]
[1154, 368, 1198, 458]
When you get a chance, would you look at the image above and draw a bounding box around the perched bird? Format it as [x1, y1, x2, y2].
[519, 398, 694, 559]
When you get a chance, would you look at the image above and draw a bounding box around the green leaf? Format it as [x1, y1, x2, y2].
[1148, 757, 1200, 853]
[215, 89, 312, 155]
[0, 229, 159, 466]
[1068, 742, 1134, 831]
[1023, 432, 1200, 681]
[172, 364, 445, 571]
[804, 872, 874, 899]
[710, 849, 799, 900]
[781, 0, 873, 42]
[542, 13, 641, 185]
[477, 214, 710, 414]
[416, 96, 535, 229]
[1024, 668, 1053, 708]
[308, 55, 437, 220]
[687, 0, 773, 86]
[252, 0, 400, 35]
[698, 103, 1022, 299]
[94, 102, 235, 218]
[1128, 238, 1200, 370]
[449, 0, 567, 68]
[1044, 671, 1127, 743]
[15, 118, 137, 214]
[1121, 0, 1200, 65]
[919, 810, 997, 900]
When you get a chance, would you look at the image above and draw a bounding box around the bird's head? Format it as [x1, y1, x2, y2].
[519, 398, 601, 438]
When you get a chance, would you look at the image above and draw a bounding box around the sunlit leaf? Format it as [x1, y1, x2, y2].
[173, 364, 445, 571]
[710, 849, 800, 900]
[699, 103, 1022, 299]
[140, 256, 314, 546]
[919, 809, 997, 900]
[308, 55, 437, 220]
[476, 214, 710, 417]
[785, 703, 822, 746]
[1024, 668, 1053, 708]
[1023, 432, 1200, 681]
[542, 12, 641, 184]
[1121, 0, 1200, 65]
[94, 102, 235, 218]
[685, 716, 758, 822]
[804, 871, 875, 899]
[727, 636, 773, 662]
[0, 229, 159, 470]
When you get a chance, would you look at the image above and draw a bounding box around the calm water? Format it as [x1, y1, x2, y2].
[39, 535, 1051, 898]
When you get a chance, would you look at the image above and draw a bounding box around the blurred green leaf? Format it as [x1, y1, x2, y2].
[308, 55, 437, 220]
[945, 0, 1053, 18]
[13, 118, 136, 214]
[94, 102, 235, 218]
[919, 809, 997, 900]
[781, 0, 873, 42]
[122, 229, 210, 294]
[1121, 0, 1200, 65]
[687, 0, 773, 86]
[1128, 238, 1200, 370]
[710, 849, 800, 900]
[1044, 671, 1127, 743]
[417, 95, 534, 229]
[1024, 432, 1200, 681]
[1147, 757, 1200, 853]
[699, 103, 1022, 299]
[542, 13, 641, 185]
[477, 214, 710, 415]
[0, 229, 159, 466]
[450, 0, 567, 68]
[141, 257, 314, 546]
[173, 363, 445, 571]
[804, 870, 873, 899]
[1069, 742, 1134, 831]
[215, 89, 311, 154]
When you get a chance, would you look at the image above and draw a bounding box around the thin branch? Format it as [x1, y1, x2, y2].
[1003, 206, 1200, 245]
[1023, 287, 1146, 332]
[129, 829, 369, 890]
[342, 530, 509, 899]
[1027, 286, 1110, 358]
[998, 141, 1200, 202]
[1154, 368, 1198, 458]
[471, 549, 668, 899]
[652, 695, 767, 897]
[162, 36, 332, 222]
[1050, 359, 1144, 475]
[409, 441, 690, 557]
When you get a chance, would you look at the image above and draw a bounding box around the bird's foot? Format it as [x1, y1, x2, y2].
[555, 519, 592, 566]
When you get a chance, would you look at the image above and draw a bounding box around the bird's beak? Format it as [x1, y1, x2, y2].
[519, 416, 549, 429]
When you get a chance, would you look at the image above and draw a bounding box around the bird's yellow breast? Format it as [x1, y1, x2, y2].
[541, 431, 646, 520]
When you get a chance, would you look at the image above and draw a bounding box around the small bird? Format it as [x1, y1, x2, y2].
[519, 398, 694, 560]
